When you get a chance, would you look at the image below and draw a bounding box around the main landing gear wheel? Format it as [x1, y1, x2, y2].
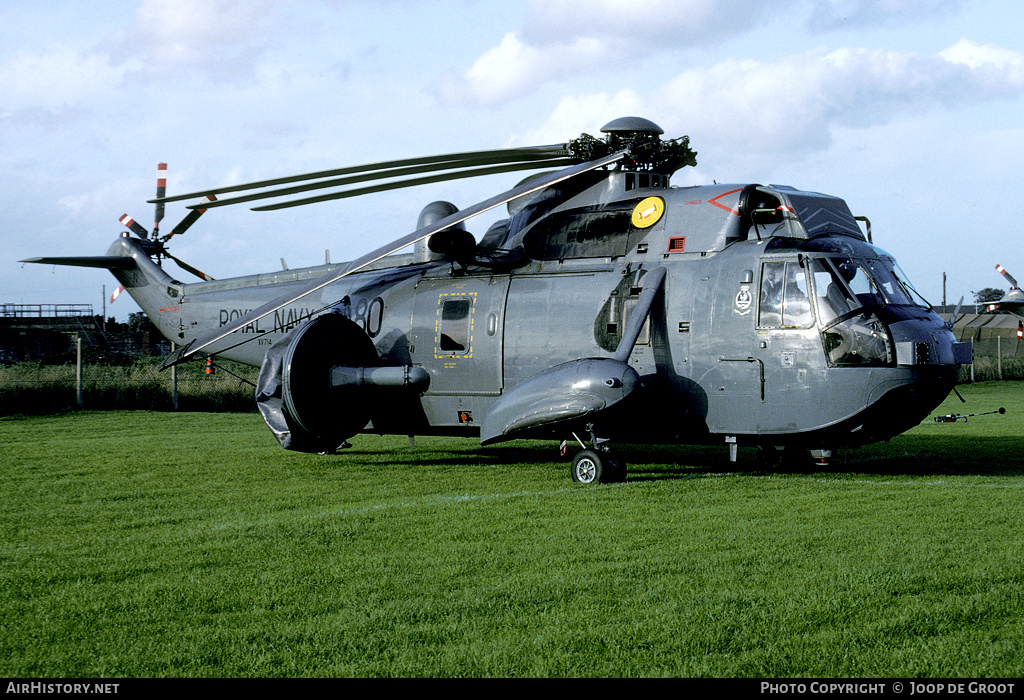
[570, 450, 626, 484]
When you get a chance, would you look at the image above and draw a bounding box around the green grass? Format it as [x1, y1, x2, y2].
[2, 382, 1023, 677]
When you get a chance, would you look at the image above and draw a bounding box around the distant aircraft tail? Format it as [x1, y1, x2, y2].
[21, 234, 184, 343]
[20, 162, 221, 347]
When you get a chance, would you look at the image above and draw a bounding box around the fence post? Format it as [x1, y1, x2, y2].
[998, 335, 1003, 380]
[76, 335, 83, 408]
[171, 363, 179, 411]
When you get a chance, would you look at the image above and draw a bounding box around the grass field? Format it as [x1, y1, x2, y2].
[2, 381, 1022, 678]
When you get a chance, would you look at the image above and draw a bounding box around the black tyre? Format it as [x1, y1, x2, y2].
[571, 450, 605, 484]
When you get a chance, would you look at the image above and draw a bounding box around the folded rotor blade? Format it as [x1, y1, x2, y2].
[189, 155, 573, 210]
[161, 149, 628, 368]
[150, 145, 569, 205]
[251, 159, 576, 211]
[996, 264, 1019, 287]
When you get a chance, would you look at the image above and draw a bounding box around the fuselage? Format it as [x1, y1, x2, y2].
[113, 172, 970, 451]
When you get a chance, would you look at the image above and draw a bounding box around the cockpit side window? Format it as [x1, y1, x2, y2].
[811, 258, 861, 325]
[759, 261, 813, 328]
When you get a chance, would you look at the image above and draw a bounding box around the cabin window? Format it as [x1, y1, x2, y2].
[438, 297, 473, 354]
[759, 261, 812, 328]
[522, 202, 636, 260]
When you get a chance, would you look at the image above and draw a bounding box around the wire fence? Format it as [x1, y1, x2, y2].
[0, 345, 259, 416]
[1, 339, 1019, 417]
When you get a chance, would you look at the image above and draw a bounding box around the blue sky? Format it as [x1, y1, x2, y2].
[3, 0, 1022, 321]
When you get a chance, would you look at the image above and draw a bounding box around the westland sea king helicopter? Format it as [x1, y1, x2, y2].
[987, 265, 1024, 321]
[24, 117, 973, 482]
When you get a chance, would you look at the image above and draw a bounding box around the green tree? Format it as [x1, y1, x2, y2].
[128, 311, 156, 334]
[973, 287, 1005, 304]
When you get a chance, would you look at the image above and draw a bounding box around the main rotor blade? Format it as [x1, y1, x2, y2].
[251, 158, 576, 211]
[119, 213, 149, 239]
[150, 145, 569, 205]
[188, 155, 573, 210]
[161, 149, 628, 368]
[161, 195, 217, 241]
[153, 163, 167, 238]
[996, 264, 1019, 287]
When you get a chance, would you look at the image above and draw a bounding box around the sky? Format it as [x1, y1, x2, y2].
[3, 0, 1023, 321]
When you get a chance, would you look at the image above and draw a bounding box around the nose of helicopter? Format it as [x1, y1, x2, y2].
[888, 315, 973, 367]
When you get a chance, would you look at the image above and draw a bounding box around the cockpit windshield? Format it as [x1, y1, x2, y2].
[812, 255, 922, 322]
[808, 254, 924, 368]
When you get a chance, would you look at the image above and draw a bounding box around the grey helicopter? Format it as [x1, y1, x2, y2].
[986, 265, 1024, 319]
[23, 117, 973, 483]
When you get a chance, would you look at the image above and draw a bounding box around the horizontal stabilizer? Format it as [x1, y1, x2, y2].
[20, 256, 136, 270]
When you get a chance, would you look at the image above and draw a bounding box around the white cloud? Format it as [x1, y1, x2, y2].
[0, 47, 129, 113]
[509, 90, 648, 145]
[939, 38, 1024, 81]
[437, 0, 768, 106]
[438, 31, 607, 106]
[519, 0, 753, 46]
[437, 0, 978, 106]
[634, 41, 1024, 168]
[0, 0, 279, 123]
[805, 0, 962, 30]
[107, 0, 277, 81]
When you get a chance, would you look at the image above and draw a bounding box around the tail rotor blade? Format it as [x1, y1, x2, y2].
[119, 214, 149, 239]
[996, 264, 1019, 288]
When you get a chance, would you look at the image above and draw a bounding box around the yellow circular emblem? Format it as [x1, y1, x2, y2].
[631, 196, 665, 229]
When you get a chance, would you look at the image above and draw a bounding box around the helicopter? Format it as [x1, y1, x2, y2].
[22, 117, 974, 483]
[985, 264, 1024, 322]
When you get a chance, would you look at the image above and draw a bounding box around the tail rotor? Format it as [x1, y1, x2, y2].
[117, 163, 216, 282]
